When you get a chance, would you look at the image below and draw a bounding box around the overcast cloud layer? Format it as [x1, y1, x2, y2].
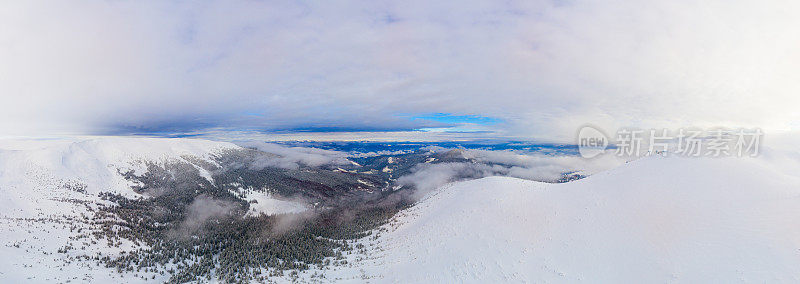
[2, 0, 799, 141]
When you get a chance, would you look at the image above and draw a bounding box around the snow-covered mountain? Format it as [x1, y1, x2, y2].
[3, 136, 800, 282]
[0, 137, 239, 212]
[0, 137, 242, 282]
[346, 144, 800, 283]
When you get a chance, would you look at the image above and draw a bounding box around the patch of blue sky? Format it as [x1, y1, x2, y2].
[411, 113, 503, 126]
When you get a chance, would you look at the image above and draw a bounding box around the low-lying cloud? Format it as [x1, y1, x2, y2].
[173, 195, 239, 236]
[237, 142, 350, 170]
[398, 148, 627, 198]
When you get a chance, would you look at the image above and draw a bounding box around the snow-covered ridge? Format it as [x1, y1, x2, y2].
[350, 150, 800, 283]
[339, 133, 800, 282]
[0, 137, 242, 216]
[0, 137, 241, 170]
[0, 137, 245, 282]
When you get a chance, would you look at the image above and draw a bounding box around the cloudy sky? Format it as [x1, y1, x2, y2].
[2, 0, 799, 141]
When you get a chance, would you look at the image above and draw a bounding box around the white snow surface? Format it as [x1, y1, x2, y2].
[245, 191, 308, 216]
[354, 151, 800, 282]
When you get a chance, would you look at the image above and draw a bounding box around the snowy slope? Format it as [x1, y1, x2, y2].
[0, 137, 244, 282]
[354, 152, 800, 282]
[0, 137, 240, 216]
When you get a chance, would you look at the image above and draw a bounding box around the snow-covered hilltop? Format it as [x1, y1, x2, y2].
[0, 137, 242, 282]
[354, 149, 800, 282]
[0, 137, 240, 216]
